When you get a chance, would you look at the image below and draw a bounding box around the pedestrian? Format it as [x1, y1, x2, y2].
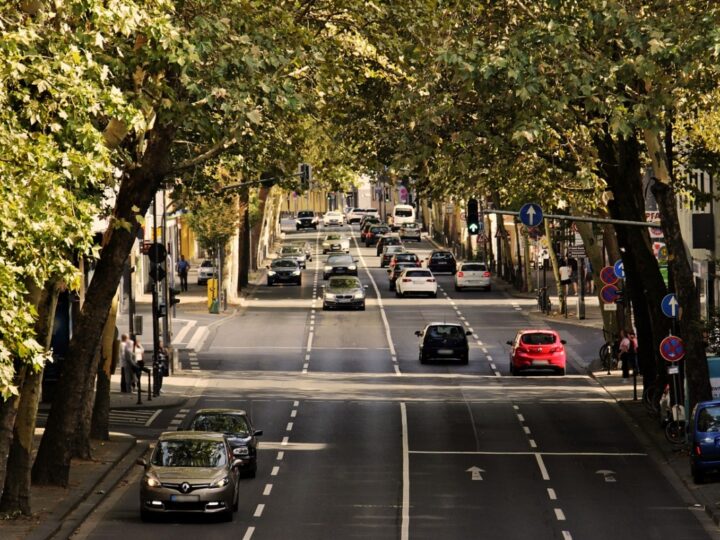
[568, 256, 579, 295]
[584, 259, 594, 294]
[618, 330, 638, 382]
[132, 334, 150, 386]
[155, 339, 169, 395]
[559, 258, 572, 296]
[121, 333, 138, 391]
[177, 254, 190, 292]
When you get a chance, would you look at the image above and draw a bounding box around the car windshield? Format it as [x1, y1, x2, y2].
[272, 259, 297, 268]
[371, 227, 389, 234]
[329, 278, 361, 289]
[190, 414, 250, 436]
[428, 325, 464, 339]
[152, 440, 227, 468]
[281, 247, 300, 254]
[385, 246, 404, 254]
[298, 211, 314, 218]
[521, 333, 557, 345]
[395, 253, 417, 261]
[200, 261, 214, 267]
[405, 270, 431, 277]
[462, 264, 487, 272]
[395, 209, 413, 217]
[328, 255, 353, 265]
[325, 235, 342, 240]
[698, 406, 720, 432]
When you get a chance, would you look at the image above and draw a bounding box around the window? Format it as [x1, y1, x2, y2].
[432, 252, 453, 260]
[273, 260, 297, 268]
[191, 414, 250, 436]
[298, 211, 314, 218]
[395, 209, 413, 217]
[698, 406, 720, 432]
[152, 440, 228, 468]
[429, 325, 464, 339]
[406, 270, 430, 277]
[462, 264, 487, 272]
[329, 278, 361, 289]
[328, 255, 353, 265]
[521, 333, 557, 345]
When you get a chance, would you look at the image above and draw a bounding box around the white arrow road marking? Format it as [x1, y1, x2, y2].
[596, 469, 617, 482]
[466, 466, 485, 480]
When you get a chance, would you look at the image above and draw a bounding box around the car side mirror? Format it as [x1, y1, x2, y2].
[253, 429, 263, 437]
[561, 340, 567, 344]
[364, 285, 369, 288]
[415, 331, 422, 337]
[266, 265, 270, 269]
[136, 458, 147, 467]
[466, 331, 473, 336]
[232, 459, 244, 469]
[506, 340, 513, 345]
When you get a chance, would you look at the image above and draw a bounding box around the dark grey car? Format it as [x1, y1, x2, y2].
[322, 276, 367, 310]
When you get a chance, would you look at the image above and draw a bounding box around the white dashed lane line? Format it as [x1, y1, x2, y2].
[263, 484, 273, 496]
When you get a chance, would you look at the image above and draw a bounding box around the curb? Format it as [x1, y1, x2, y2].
[25, 435, 139, 540]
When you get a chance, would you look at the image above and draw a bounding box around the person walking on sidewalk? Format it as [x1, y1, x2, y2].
[121, 334, 138, 391]
[177, 254, 190, 292]
[559, 258, 572, 296]
[619, 330, 638, 382]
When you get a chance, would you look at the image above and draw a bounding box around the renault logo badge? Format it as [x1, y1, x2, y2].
[180, 482, 191, 493]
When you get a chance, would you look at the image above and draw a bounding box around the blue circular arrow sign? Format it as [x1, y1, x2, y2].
[613, 259, 625, 279]
[519, 203, 543, 228]
[661, 293, 679, 318]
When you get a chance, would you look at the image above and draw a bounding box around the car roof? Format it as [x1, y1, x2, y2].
[192, 408, 248, 416]
[273, 258, 299, 264]
[517, 329, 559, 335]
[159, 431, 228, 442]
[426, 322, 463, 328]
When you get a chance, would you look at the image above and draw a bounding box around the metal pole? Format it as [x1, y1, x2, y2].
[487, 209, 660, 228]
[578, 256, 586, 320]
[162, 189, 170, 349]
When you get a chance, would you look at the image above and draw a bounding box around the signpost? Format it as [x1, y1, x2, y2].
[519, 203, 543, 228]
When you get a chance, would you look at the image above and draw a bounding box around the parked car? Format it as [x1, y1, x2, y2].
[364, 225, 391, 247]
[388, 262, 417, 291]
[399, 222, 422, 241]
[507, 329, 567, 376]
[277, 245, 307, 268]
[197, 260, 217, 285]
[322, 276, 367, 310]
[137, 431, 240, 522]
[267, 258, 302, 286]
[322, 234, 350, 254]
[454, 262, 491, 291]
[395, 268, 437, 298]
[295, 210, 318, 230]
[415, 323, 472, 364]
[323, 253, 358, 280]
[690, 399, 720, 484]
[322, 211, 345, 227]
[291, 240, 313, 262]
[375, 233, 402, 255]
[426, 250, 457, 274]
[188, 409, 263, 478]
[387, 252, 422, 272]
[380, 245, 406, 268]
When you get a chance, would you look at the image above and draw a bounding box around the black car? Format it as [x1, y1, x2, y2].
[267, 258, 302, 286]
[416, 323, 472, 364]
[323, 253, 358, 280]
[388, 262, 416, 291]
[364, 225, 391, 247]
[426, 250, 457, 274]
[376, 234, 402, 256]
[295, 210, 318, 230]
[188, 409, 263, 477]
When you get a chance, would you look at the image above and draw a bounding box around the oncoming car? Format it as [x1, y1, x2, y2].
[322, 211, 345, 227]
[322, 276, 367, 310]
[322, 234, 350, 254]
[267, 258, 302, 286]
[137, 432, 240, 522]
[323, 253, 358, 280]
[295, 210, 318, 230]
[507, 329, 567, 376]
[197, 260, 217, 285]
[415, 323, 472, 364]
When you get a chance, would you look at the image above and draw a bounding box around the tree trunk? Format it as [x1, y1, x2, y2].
[596, 131, 671, 389]
[545, 219, 563, 312]
[645, 128, 711, 406]
[91, 293, 120, 441]
[1, 280, 60, 513]
[32, 127, 173, 487]
[0, 366, 25, 504]
[237, 190, 250, 290]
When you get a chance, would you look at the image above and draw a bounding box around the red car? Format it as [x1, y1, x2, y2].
[507, 330, 566, 376]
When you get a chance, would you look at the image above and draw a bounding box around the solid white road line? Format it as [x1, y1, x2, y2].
[400, 402, 410, 540]
[186, 326, 209, 351]
[173, 320, 197, 344]
[263, 484, 273, 496]
[535, 453, 550, 480]
[306, 331, 313, 352]
[144, 409, 162, 427]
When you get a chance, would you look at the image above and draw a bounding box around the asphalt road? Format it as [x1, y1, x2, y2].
[73, 225, 717, 540]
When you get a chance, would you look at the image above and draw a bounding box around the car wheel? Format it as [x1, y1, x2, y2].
[221, 508, 234, 522]
[323, 249, 327, 254]
[233, 484, 240, 510]
[454, 284, 461, 291]
[245, 461, 257, 479]
[296, 278, 302, 286]
[267, 280, 273, 286]
[486, 285, 492, 292]
[431, 291, 437, 298]
[419, 351, 427, 364]
[693, 466, 704, 484]
[557, 367, 566, 376]
[140, 509, 154, 522]
[322, 304, 329, 311]
[395, 289, 402, 298]
[360, 302, 366, 311]
[510, 364, 517, 376]
[461, 352, 469, 365]
[323, 274, 329, 280]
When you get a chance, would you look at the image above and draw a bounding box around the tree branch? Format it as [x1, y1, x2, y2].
[170, 137, 237, 174]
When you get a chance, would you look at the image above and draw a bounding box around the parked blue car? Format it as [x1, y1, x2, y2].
[690, 398, 720, 484]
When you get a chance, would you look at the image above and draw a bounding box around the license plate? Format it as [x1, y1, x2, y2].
[331, 244, 340, 249]
[438, 349, 453, 354]
[170, 495, 199, 502]
[338, 297, 351, 302]
[532, 360, 549, 366]
[336, 268, 346, 273]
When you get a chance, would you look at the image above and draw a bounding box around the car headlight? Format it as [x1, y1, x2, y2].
[144, 474, 161, 487]
[296, 220, 301, 224]
[324, 265, 332, 272]
[348, 265, 357, 271]
[292, 270, 300, 275]
[268, 270, 276, 276]
[210, 476, 230, 488]
[353, 291, 364, 299]
[233, 446, 250, 457]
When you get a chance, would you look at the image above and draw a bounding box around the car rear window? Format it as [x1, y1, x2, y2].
[428, 325, 464, 339]
[371, 226, 389, 233]
[394, 209, 413, 217]
[521, 333, 557, 345]
[406, 270, 431, 277]
[432, 252, 453, 260]
[698, 406, 720, 432]
[462, 264, 487, 271]
[396, 253, 417, 261]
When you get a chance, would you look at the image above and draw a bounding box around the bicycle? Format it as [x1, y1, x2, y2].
[664, 403, 686, 446]
[642, 381, 665, 417]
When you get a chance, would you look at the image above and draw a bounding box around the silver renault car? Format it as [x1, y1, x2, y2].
[322, 276, 367, 310]
[138, 431, 240, 522]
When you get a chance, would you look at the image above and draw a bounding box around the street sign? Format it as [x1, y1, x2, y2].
[603, 303, 618, 311]
[519, 203, 543, 227]
[599, 266, 618, 285]
[468, 223, 480, 234]
[147, 242, 166, 264]
[568, 245, 586, 257]
[613, 259, 625, 279]
[600, 284, 620, 304]
[659, 335, 685, 362]
[661, 293, 679, 318]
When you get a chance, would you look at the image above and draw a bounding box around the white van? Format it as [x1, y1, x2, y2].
[390, 204, 415, 230]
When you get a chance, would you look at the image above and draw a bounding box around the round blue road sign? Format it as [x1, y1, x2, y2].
[661, 293, 679, 319]
[613, 259, 625, 280]
[519, 203, 543, 228]
[600, 284, 619, 304]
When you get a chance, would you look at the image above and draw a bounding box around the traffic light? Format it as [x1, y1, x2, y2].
[148, 242, 167, 282]
[467, 198, 480, 235]
[299, 163, 312, 190]
[169, 287, 181, 307]
[149, 261, 166, 282]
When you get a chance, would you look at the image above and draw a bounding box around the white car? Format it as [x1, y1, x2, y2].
[197, 260, 217, 285]
[454, 262, 492, 291]
[322, 234, 350, 254]
[322, 211, 345, 227]
[395, 268, 437, 298]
